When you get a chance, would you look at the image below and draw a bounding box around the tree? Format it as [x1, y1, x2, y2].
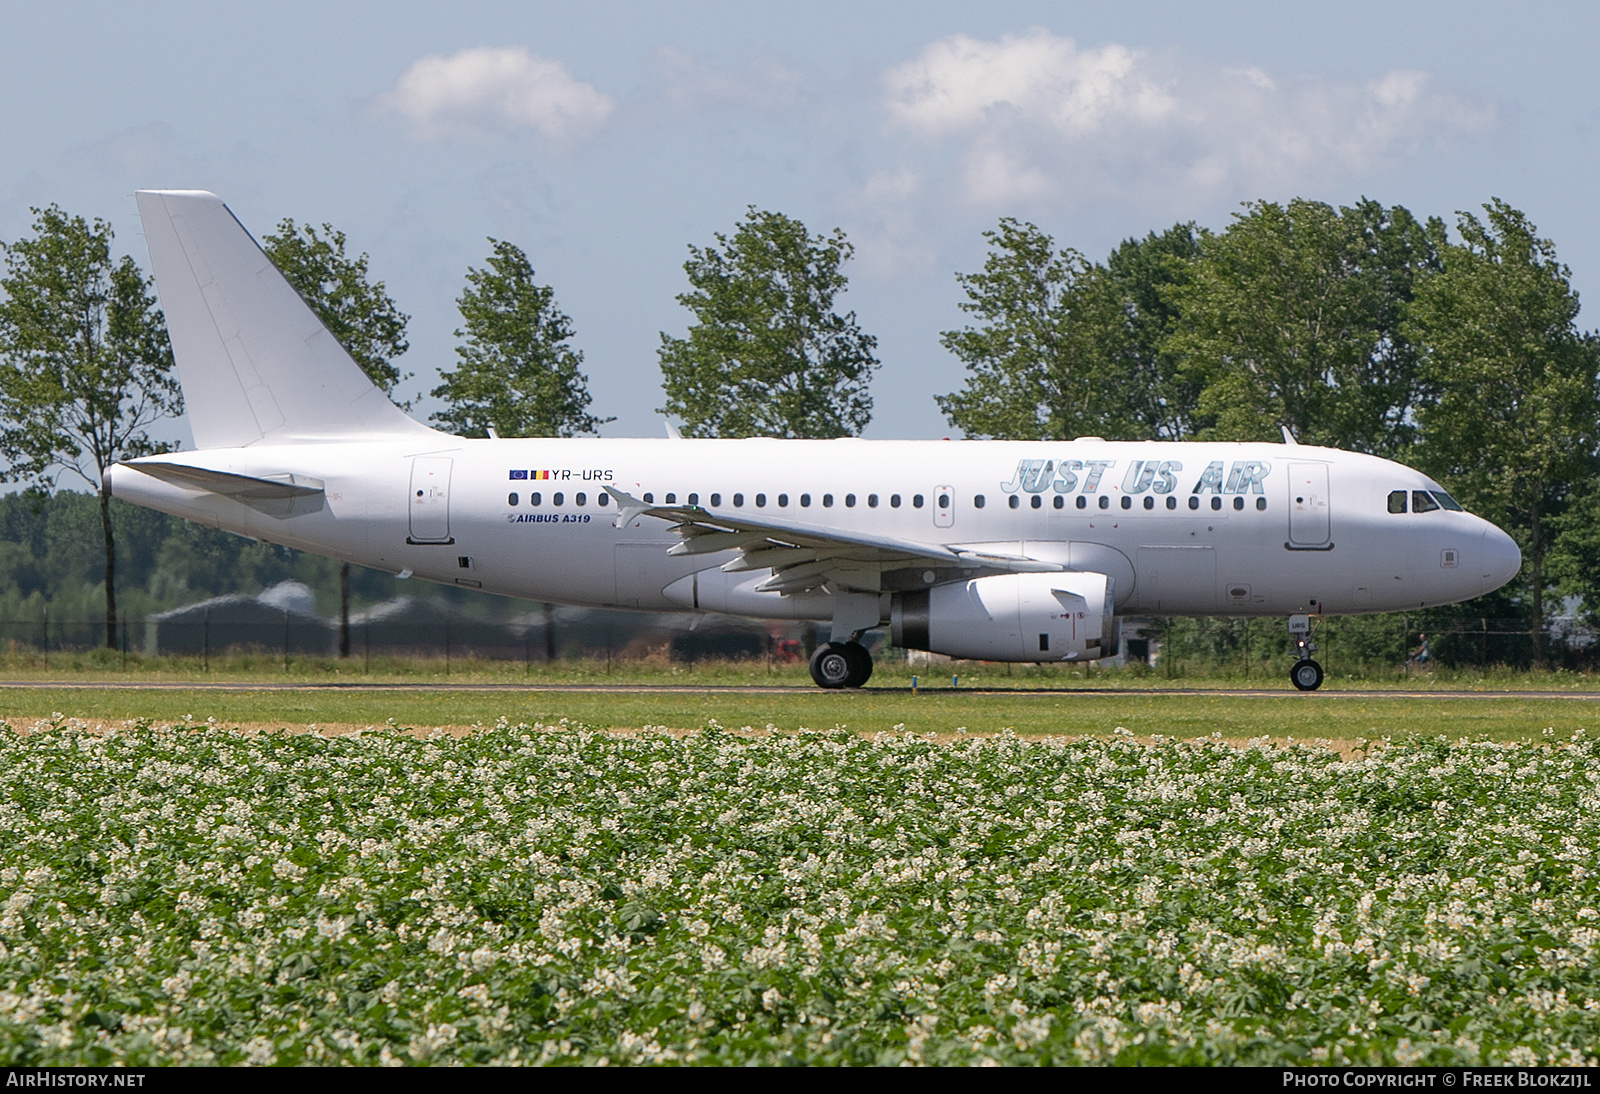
[430, 239, 608, 438]
[0, 205, 182, 649]
[937, 219, 1201, 441]
[1405, 200, 1600, 666]
[658, 208, 878, 438]
[262, 219, 410, 656]
[1170, 198, 1440, 454]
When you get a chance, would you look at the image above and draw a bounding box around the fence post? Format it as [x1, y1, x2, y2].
[41, 605, 47, 671]
[203, 608, 210, 673]
[444, 605, 451, 677]
[283, 609, 289, 673]
[121, 616, 127, 671]
[365, 620, 371, 675]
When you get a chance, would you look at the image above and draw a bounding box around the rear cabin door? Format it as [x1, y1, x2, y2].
[408, 457, 453, 543]
[1287, 463, 1331, 547]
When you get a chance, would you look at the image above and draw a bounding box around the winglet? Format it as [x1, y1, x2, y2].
[1280, 425, 1300, 445]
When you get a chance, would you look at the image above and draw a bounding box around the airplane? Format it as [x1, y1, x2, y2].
[106, 190, 1523, 691]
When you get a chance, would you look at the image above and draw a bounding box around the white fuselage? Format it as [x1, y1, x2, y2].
[108, 436, 1521, 622]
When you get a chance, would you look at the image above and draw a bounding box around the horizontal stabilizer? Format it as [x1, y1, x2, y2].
[128, 461, 325, 499]
[135, 190, 435, 448]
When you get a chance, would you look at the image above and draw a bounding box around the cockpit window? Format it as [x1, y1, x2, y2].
[1387, 490, 1407, 514]
[1431, 490, 1464, 511]
[1412, 490, 1440, 513]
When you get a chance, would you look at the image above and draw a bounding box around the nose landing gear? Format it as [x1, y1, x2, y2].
[809, 641, 874, 689]
[1287, 613, 1324, 691]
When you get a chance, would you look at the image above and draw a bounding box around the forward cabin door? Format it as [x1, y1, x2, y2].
[1287, 463, 1331, 548]
[408, 457, 453, 544]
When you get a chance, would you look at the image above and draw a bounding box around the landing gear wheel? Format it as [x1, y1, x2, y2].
[1290, 659, 1324, 691]
[810, 643, 854, 689]
[809, 641, 873, 689]
[841, 641, 873, 688]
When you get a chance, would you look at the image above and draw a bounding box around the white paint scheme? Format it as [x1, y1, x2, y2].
[107, 192, 1523, 676]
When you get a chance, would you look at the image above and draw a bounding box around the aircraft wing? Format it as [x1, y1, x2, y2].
[606, 487, 1062, 595]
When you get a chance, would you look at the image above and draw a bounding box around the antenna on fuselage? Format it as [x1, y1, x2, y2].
[1280, 425, 1300, 446]
[664, 420, 683, 440]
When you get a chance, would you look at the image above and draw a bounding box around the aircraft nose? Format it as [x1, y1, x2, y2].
[1479, 525, 1522, 595]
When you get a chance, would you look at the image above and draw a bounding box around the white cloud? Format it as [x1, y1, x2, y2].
[885, 31, 1174, 138]
[880, 29, 1498, 207]
[381, 47, 614, 140]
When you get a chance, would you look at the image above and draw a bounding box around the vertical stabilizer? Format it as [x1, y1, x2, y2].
[135, 190, 435, 448]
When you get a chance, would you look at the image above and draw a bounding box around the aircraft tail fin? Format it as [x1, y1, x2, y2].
[135, 190, 435, 449]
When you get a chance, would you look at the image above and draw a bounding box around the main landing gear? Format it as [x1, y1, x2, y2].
[1286, 613, 1324, 691]
[810, 641, 874, 689]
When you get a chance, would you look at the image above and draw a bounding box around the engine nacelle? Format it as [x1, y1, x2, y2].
[891, 572, 1115, 662]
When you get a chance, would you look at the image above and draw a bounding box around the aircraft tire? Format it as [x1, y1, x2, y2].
[810, 643, 855, 689]
[841, 641, 873, 688]
[1290, 659, 1324, 691]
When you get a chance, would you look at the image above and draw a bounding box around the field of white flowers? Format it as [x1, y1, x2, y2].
[0, 718, 1597, 1066]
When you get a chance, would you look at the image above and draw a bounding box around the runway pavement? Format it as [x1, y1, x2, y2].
[0, 680, 1595, 700]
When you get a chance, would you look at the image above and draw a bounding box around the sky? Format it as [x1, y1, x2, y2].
[3, 0, 1598, 445]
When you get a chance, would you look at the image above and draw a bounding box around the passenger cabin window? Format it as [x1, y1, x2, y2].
[1412, 490, 1441, 513]
[1032, 496, 1043, 509]
[1144, 497, 1154, 510]
[576, 492, 586, 506]
[867, 494, 878, 508]
[801, 493, 811, 507]
[643, 493, 654, 503]
[1232, 497, 1244, 510]
[974, 495, 986, 508]
[1054, 496, 1064, 509]
[1120, 496, 1131, 510]
[890, 494, 901, 508]
[553, 492, 564, 506]
[598, 493, 608, 506]
[1188, 496, 1199, 510]
[777, 494, 788, 507]
[1099, 496, 1110, 510]
[1009, 496, 1020, 509]
[732, 493, 743, 507]
[531, 492, 541, 506]
[664, 492, 675, 504]
[687, 493, 698, 505]
[823, 494, 834, 507]
[913, 495, 924, 508]
[1256, 498, 1266, 511]
[1388, 490, 1407, 514]
[845, 494, 856, 507]
[508, 492, 519, 506]
[755, 493, 766, 507]
[1077, 496, 1087, 510]
[1167, 497, 1178, 510]
[1210, 497, 1222, 511]
[1432, 491, 1463, 511]
[710, 493, 721, 506]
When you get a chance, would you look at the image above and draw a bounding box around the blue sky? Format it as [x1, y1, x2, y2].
[3, 1, 1597, 443]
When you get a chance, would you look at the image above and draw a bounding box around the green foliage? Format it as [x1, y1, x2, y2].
[0, 205, 183, 647]
[0, 206, 181, 490]
[1406, 200, 1600, 660]
[658, 208, 878, 438]
[1170, 198, 1441, 453]
[2, 724, 1599, 1064]
[938, 219, 1202, 441]
[260, 220, 410, 404]
[429, 240, 609, 438]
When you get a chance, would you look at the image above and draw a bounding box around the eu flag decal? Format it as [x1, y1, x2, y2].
[509, 469, 528, 480]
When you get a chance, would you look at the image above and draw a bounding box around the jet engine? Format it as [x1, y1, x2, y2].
[891, 572, 1115, 662]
